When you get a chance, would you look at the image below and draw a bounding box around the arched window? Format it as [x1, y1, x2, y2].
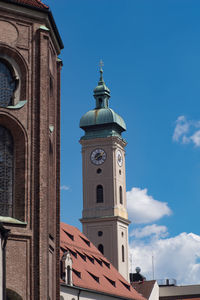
[98, 244, 104, 254]
[0, 126, 13, 217]
[96, 185, 103, 203]
[67, 265, 71, 285]
[0, 60, 16, 107]
[6, 289, 23, 300]
[119, 186, 123, 204]
[122, 245, 125, 262]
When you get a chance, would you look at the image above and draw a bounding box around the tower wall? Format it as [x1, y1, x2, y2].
[79, 66, 130, 280]
[0, 2, 62, 299]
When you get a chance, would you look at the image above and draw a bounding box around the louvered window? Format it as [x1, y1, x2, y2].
[0, 60, 16, 107]
[0, 126, 13, 217]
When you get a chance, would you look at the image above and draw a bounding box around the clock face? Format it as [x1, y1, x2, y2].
[116, 149, 123, 167]
[91, 148, 107, 165]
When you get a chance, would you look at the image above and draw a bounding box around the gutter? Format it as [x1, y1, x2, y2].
[61, 283, 145, 300]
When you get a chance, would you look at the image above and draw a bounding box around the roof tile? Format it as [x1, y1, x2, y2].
[60, 223, 146, 300]
[5, 0, 48, 9]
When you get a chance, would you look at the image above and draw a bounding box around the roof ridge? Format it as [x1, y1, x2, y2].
[8, 0, 49, 9]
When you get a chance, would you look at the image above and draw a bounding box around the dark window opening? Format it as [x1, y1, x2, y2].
[87, 271, 99, 283]
[72, 268, 81, 278]
[97, 168, 102, 174]
[101, 258, 110, 268]
[63, 229, 74, 241]
[0, 60, 16, 107]
[104, 276, 116, 287]
[67, 265, 71, 285]
[120, 280, 130, 291]
[120, 186, 123, 204]
[98, 231, 103, 237]
[99, 98, 103, 107]
[76, 250, 86, 261]
[93, 256, 103, 266]
[122, 245, 125, 262]
[96, 185, 103, 203]
[0, 126, 13, 217]
[84, 253, 94, 264]
[98, 244, 104, 254]
[49, 75, 53, 96]
[80, 235, 90, 247]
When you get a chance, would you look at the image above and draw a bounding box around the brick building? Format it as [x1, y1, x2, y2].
[0, 0, 63, 299]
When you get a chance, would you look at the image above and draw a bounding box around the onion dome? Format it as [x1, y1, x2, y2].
[80, 64, 126, 140]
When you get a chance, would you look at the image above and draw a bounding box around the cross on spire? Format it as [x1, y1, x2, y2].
[99, 59, 104, 71]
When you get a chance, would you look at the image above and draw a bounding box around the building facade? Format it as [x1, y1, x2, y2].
[0, 0, 63, 299]
[80, 67, 130, 280]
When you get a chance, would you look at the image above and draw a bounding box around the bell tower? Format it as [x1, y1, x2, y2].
[80, 65, 130, 280]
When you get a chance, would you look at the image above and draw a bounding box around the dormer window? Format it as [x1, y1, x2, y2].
[61, 251, 73, 286]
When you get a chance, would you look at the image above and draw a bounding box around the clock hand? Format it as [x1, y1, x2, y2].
[95, 153, 102, 160]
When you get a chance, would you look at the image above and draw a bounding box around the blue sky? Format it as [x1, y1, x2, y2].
[47, 0, 200, 284]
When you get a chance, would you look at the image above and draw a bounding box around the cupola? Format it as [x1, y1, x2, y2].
[80, 63, 126, 140]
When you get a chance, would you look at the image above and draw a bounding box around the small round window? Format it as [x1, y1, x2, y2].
[0, 60, 16, 107]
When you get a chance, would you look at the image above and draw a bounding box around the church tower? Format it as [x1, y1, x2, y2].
[0, 0, 63, 299]
[80, 65, 130, 281]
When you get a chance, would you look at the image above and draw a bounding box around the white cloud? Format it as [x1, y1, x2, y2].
[130, 224, 168, 239]
[173, 115, 200, 147]
[173, 115, 190, 142]
[60, 185, 70, 191]
[127, 187, 171, 224]
[191, 130, 200, 147]
[129, 232, 200, 285]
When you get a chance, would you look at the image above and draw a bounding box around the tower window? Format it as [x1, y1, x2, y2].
[97, 168, 102, 174]
[0, 60, 16, 107]
[122, 245, 125, 262]
[0, 126, 13, 217]
[96, 185, 103, 203]
[98, 231, 103, 237]
[99, 98, 103, 107]
[67, 265, 71, 285]
[98, 244, 104, 254]
[119, 186, 123, 204]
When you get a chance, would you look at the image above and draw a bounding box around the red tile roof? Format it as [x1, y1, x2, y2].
[5, 0, 48, 9]
[60, 223, 146, 300]
[132, 281, 156, 299]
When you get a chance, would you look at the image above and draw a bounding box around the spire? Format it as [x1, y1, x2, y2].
[93, 60, 110, 109]
[98, 59, 104, 84]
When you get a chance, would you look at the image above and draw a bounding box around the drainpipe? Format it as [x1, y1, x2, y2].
[0, 223, 10, 300]
[77, 289, 81, 300]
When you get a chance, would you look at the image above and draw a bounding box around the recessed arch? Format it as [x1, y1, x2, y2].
[0, 126, 13, 216]
[0, 113, 27, 221]
[0, 59, 17, 107]
[0, 44, 28, 105]
[119, 186, 123, 204]
[122, 245, 125, 262]
[98, 244, 104, 254]
[96, 185, 103, 203]
[6, 288, 23, 300]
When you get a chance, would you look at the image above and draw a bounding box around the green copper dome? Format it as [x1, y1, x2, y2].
[80, 65, 126, 140]
[80, 108, 126, 130]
